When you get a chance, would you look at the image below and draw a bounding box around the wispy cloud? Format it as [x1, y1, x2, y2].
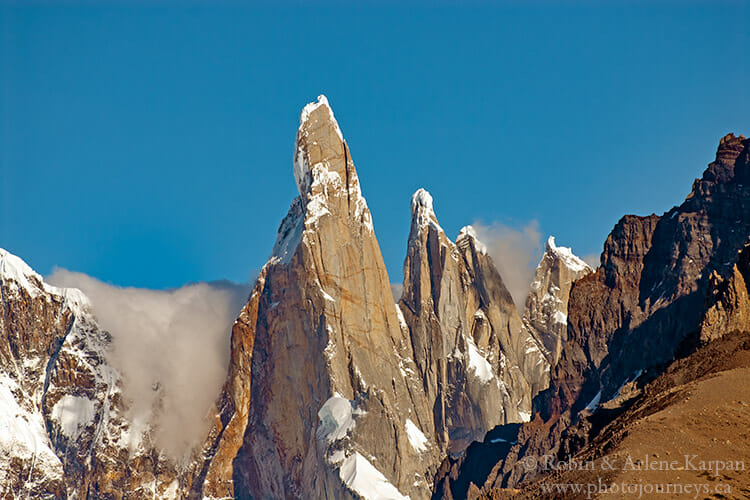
[470, 220, 543, 311]
[582, 253, 600, 269]
[46, 269, 250, 459]
[390, 283, 403, 302]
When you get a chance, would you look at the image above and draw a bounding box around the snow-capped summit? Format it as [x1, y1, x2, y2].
[274, 94, 373, 264]
[411, 187, 434, 213]
[409, 188, 443, 234]
[211, 95, 440, 500]
[293, 94, 344, 195]
[524, 236, 594, 364]
[544, 236, 593, 274]
[401, 188, 549, 454]
[456, 225, 488, 254]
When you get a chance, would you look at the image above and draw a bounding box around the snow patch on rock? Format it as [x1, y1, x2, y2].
[271, 198, 305, 265]
[546, 236, 592, 274]
[465, 336, 495, 384]
[339, 452, 410, 500]
[457, 225, 488, 254]
[50, 394, 96, 440]
[553, 310, 567, 325]
[294, 95, 344, 194]
[395, 304, 408, 333]
[585, 390, 602, 412]
[0, 248, 92, 314]
[0, 375, 63, 483]
[404, 418, 428, 453]
[317, 394, 357, 443]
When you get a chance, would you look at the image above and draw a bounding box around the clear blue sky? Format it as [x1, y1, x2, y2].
[2, 1, 748, 289]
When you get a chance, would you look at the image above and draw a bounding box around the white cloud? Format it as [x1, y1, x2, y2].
[470, 220, 543, 311]
[582, 253, 600, 269]
[46, 269, 250, 459]
[390, 283, 403, 302]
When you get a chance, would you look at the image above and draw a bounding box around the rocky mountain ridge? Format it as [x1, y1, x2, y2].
[196, 95, 564, 500]
[0, 95, 577, 499]
[434, 133, 750, 497]
[3, 97, 743, 500]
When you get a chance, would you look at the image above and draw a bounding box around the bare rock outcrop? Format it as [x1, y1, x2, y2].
[699, 242, 750, 344]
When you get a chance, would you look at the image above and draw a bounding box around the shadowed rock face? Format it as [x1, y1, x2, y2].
[555, 133, 750, 417]
[474, 133, 750, 491]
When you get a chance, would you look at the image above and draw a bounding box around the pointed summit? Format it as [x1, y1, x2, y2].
[272, 96, 372, 263]
[400, 191, 549, 452]
[544, 236, 593, 274]
[293, 94, 345, 195]
[456, 225, 488, 254]
[410, 188, 442, 232]
[524, 236, 593, 364]
[699, 132, 750, 185]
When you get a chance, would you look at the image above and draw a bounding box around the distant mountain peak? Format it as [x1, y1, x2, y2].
[457, 225, 488, 254]
[544, 236, 592, 274]
[523, 236, 593, 365]
[409, 188, 443, 234]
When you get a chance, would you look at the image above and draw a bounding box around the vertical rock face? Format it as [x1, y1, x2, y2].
[523, 236, 593, 365]
[428, 236, 591, 499]
[202, 96, 557, 499]
[220, 96, 441, 500]
[555, 133, 750, 415]
[399, 192, 548, 454]
[479, 133, 750, 491]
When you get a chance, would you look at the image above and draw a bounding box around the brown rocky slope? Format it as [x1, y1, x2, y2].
[436, 133, 750, 498]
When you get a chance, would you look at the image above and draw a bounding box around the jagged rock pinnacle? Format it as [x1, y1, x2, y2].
[456, 225, 488, 254]
[293, 94, 345, 196]
[409, 188, 442, 233]
[524, 236, 593, 365]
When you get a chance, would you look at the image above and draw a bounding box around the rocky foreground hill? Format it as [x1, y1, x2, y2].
[1, 96, 748, 500]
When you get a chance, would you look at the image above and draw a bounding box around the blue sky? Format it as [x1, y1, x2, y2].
[2, 1, 748, 289]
